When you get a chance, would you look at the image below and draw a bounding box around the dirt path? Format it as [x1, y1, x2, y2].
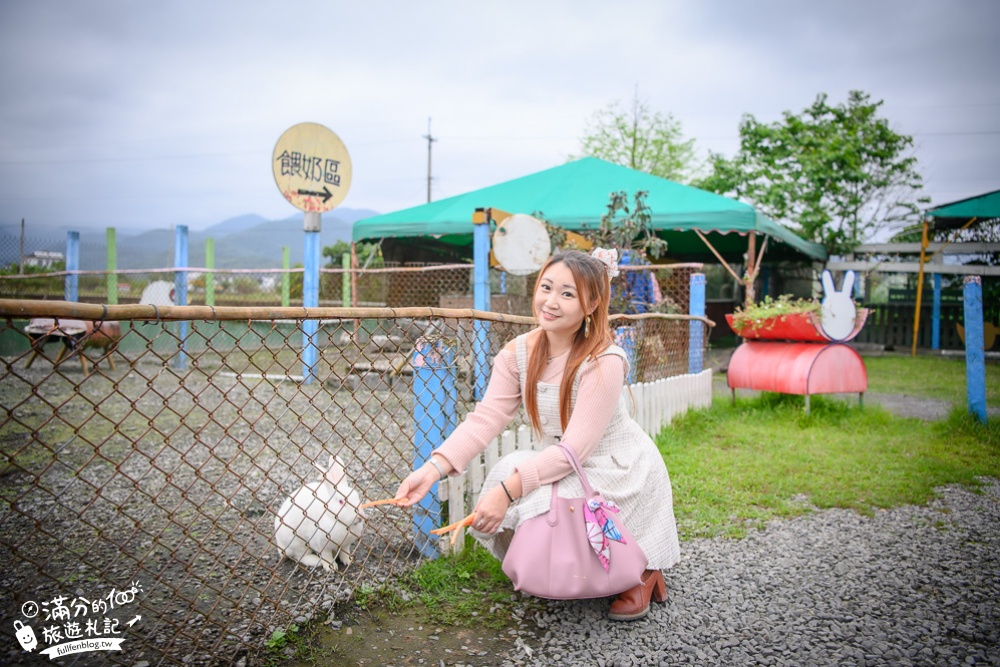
[711, 374, 958, 421]
[282, 605, 533, 666]
[706, 347, 998, 421]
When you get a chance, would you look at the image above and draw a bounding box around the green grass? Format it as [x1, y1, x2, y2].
[863, 354, 1000, 404]
[328, 538, 521, 633]
[261, 622, 314, 666]
[658, 392, 1000, 539]
[401, 537, 529, 628]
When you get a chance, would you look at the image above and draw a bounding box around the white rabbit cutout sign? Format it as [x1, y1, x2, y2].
[274, 455, 366, 571]
[820, 269, 859, 341]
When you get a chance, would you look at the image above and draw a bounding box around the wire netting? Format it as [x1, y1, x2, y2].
[0, 301, 710, 666]
[0, 255, 702, 315]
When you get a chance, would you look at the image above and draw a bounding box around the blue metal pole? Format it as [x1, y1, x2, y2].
[302, 223, 320, 384]
[932, 273, 942, 351]
[689, 273, 706, 374]
[472, 216, 491, 400]
[614, 326, 637, 384]
[963, 276, 987, 424]
[411, 341, 457, 558]
[65, 231, 79, 302]
[612, 250, 637, 383]
[174, 225, 188, 370]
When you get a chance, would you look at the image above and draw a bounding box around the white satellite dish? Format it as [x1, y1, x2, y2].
[140, 280, 175, 306]
[492, 214, 550, 276]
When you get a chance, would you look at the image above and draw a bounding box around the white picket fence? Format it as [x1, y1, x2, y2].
[436, 368, 714, 554]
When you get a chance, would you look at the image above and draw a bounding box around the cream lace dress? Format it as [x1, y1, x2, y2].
[473, 334, 681, 570]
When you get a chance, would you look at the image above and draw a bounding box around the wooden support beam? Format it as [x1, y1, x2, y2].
[693, 229, 742, 282]
[825, 261, 1000, 276]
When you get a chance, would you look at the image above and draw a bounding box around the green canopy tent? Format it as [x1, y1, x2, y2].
[910, 188, 1000, 355]
[927, 188, 1000, 225]
[352, 158, 826, 266]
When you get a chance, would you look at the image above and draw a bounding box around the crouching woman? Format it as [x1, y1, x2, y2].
[395, 249, 680, 620]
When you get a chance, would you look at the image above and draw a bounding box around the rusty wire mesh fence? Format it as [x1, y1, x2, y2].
[0, 300, 709, 666]
[349, 264, 474, 309]
[0, 262, 703, 316]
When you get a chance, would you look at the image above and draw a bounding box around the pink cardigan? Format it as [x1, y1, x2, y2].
[432, 345, 626, 495]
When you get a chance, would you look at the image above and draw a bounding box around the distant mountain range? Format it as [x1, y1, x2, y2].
[0, 208, 380, 270]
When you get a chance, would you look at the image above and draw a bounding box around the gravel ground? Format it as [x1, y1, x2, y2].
[497, 477, 1000, 667]
[0, 348, 453, 667]
[477, 356, 1000, 667]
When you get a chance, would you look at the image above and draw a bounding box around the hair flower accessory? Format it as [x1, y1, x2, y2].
[591, 247, 620, 279]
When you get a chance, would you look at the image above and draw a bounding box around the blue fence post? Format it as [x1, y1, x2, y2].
[614, 326, 637, 385]
[411, 340, 457, 558]
[472, 214, 491, 400]
[963, 276, 987, 424]
[689, 272, 706, 374]
[174, 225, 189, 370]
[65, 231, 79, 302]
[932, 273, 942, 351]
[302, 212, 321, 384]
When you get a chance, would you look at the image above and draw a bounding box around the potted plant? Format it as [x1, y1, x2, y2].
[726, 286, 868, 343]
[726, 295, 829, 342]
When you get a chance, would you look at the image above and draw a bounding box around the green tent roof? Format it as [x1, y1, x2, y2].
[928, 188, 1000, 227]
[353, 157, 826, 262]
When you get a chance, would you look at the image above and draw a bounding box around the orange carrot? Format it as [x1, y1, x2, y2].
[430, 513, 476, 538]
[359, 498, 406, 510]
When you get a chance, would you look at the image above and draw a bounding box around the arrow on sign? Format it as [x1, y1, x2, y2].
[297, 186, 333, 203]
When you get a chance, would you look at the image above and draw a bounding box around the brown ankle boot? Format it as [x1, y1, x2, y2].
[608, 569, 667, 621]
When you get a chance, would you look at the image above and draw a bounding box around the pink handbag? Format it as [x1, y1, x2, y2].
[501, 444, 648, 600]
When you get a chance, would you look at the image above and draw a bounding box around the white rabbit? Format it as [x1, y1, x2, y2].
[274, 455, 366, 572]
[820, 269, 858, 341]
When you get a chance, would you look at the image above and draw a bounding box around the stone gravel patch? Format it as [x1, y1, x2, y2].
[498, 478, 1000, 667]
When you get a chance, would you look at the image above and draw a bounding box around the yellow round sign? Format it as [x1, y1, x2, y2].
[272, 122, 352, 213]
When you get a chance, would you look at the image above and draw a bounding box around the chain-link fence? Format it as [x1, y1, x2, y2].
[0, 268, 295, 307]
[0, 300, 712, 666]
[0, 262, 703, 317]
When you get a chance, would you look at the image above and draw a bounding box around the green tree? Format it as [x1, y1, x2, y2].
[592, 190, 666, 260]
[893, 218, 1000, 254]
[544, 190, 666, 260]
[573, 93, 698, 183]
[697, 91, 927, 255]
[322, 240, 382, 268]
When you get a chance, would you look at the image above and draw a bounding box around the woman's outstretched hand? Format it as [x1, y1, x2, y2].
[393, 464, 439, 508]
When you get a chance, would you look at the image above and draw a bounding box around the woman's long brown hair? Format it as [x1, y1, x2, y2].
[524, 250, 614, 434]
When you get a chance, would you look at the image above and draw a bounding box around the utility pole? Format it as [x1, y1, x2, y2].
[422, 117, 436, 203]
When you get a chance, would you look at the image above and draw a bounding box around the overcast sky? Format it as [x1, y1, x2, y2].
[1, 1, 997, 235]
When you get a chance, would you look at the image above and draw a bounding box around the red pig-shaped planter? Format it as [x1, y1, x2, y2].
[726, 270, 868, 414]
